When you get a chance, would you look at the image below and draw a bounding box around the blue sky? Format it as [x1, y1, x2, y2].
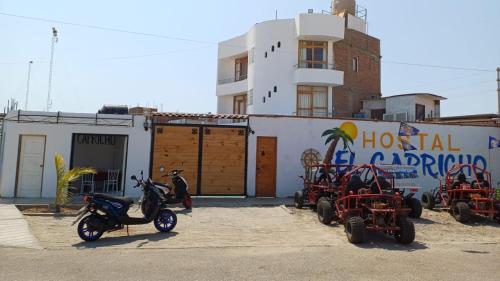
[1, 0, 499, 116]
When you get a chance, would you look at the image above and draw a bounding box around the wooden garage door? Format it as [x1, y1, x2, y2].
[152, 126, 199, 195]
[201, 127, 246, 195]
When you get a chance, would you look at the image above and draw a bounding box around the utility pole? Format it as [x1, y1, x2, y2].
[497, 67, 500, 115]
[24, 61, 33, 110]
[46, 27, 58, 112]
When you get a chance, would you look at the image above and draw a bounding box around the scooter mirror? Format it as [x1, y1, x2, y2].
[159, 165, 165, 173]
[131, 175, 137, 181]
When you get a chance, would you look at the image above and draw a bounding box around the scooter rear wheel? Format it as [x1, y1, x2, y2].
[183, 193, 192, 209]
[154, 209, 177, 232]
[77, 215, 104, 242]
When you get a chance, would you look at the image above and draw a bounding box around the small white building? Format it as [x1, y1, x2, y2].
[0, 111, 151, 198]
[361, 93, 447, 122]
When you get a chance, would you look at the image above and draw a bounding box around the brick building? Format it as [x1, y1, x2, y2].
[333, 27, 381, 117]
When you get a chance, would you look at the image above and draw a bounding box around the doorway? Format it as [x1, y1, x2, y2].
[71, 134, 128, 195]
[255, 137, 277, 197]
[16, 135, 46, 198]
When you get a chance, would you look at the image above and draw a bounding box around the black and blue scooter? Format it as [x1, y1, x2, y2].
[72, 171, 177, 242]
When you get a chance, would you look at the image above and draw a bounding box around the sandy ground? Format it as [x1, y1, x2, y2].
[24, 205, 500, 250]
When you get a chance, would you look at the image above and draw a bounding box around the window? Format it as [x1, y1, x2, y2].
[233, 94, 247, 115]
[296, 86, 328, 117]
[298, 40, 328, 69]
[271, 45, 275, 52]
[277, 41, 281, 48]
[265, 52, 268, 58]
[352, 57, 359, 72]
[235, 57, 248, 81]
[268, 91, 271, 98]
[274, 86, 277, 92]
[262, 97, 266, 103]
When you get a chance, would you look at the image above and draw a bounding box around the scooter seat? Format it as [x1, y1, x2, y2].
[94, 193, 134, 206]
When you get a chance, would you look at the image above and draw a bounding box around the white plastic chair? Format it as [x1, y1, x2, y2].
[80, 173, 96, 193]
[104, 170, 120, 193]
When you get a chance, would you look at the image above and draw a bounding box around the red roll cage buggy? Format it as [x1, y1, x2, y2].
[421, 164, 500, 223]
[294, 164, 353, 209]
[316, 164, 415, 244]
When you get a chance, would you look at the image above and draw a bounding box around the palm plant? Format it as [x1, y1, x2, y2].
[321, 128, 354, 164]
[54, 153, 96, 213]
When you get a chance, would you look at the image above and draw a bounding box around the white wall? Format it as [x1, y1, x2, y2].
[0, 112, 151, 198]
[295, 13, 345, 41]
[347, 14, 367, 34]
[415, 96, 439, 119]
[386, 96, 416, 121]
[248, 115, 500, 197]
[361, 99, 386, 118]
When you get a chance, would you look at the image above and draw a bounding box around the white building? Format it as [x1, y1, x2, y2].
[361, 93, 447, 122]
[0, 111, 151, 198]
[216, 12, 345, 117]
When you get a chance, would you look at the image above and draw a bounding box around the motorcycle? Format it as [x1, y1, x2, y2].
[72, 171, 177, 242]
[140, 167, 192, 215]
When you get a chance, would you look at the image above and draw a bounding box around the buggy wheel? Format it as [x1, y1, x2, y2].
[421, 192, 435, 210]
[317, 198, 333, 225]
[345, 216, 365, 244]
[294, 190, 304, 209]
[77, 215, 104, 242]
[394, 216, 415, 244]
[407, 198, 422, 218]
[453, 202, 471, 223]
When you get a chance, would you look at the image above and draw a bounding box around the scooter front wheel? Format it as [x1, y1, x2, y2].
[154, 209, 177, 232]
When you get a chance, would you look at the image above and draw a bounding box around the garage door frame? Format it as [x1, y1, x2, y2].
[150, 123, 248, 196]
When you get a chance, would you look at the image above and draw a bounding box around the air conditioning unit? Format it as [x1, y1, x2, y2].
[395, 112, 408, 122]
[383, 114, 394, 121]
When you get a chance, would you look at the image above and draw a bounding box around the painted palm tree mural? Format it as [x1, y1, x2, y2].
[321, 122, 356, 164]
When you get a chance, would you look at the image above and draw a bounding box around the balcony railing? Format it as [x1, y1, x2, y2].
[218, 74, 248, 85]
[294, 63, 339, 70]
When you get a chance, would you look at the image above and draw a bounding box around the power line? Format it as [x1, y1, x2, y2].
[382, 60, 494, 72]
[0, 11, 496, 73]
[0, 11, 217, 45]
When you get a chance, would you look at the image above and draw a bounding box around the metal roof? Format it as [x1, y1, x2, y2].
[153, 112, 248, 119]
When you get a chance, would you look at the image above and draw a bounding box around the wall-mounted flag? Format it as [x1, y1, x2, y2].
[401, 138, 417, 152]
[489, 136, 500, 149]
[398, 122, 420, 137]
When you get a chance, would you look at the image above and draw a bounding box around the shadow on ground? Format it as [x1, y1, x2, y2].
[353, 232, 428, 251]
[72, 232, 178, 249]
[411, 217, 439, 225]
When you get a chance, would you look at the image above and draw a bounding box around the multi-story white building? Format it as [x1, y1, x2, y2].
[216, 0, 381, 118]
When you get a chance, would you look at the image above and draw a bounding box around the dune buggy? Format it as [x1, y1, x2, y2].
[421, 164, 500, 223]
[294, 164, 352, 209]
[376, 165, 423, 219]
[316, 164, 415, 244]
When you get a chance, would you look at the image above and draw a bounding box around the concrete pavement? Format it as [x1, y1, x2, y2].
[1, 244, 499, 281]
[0, 204, 42, 249]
